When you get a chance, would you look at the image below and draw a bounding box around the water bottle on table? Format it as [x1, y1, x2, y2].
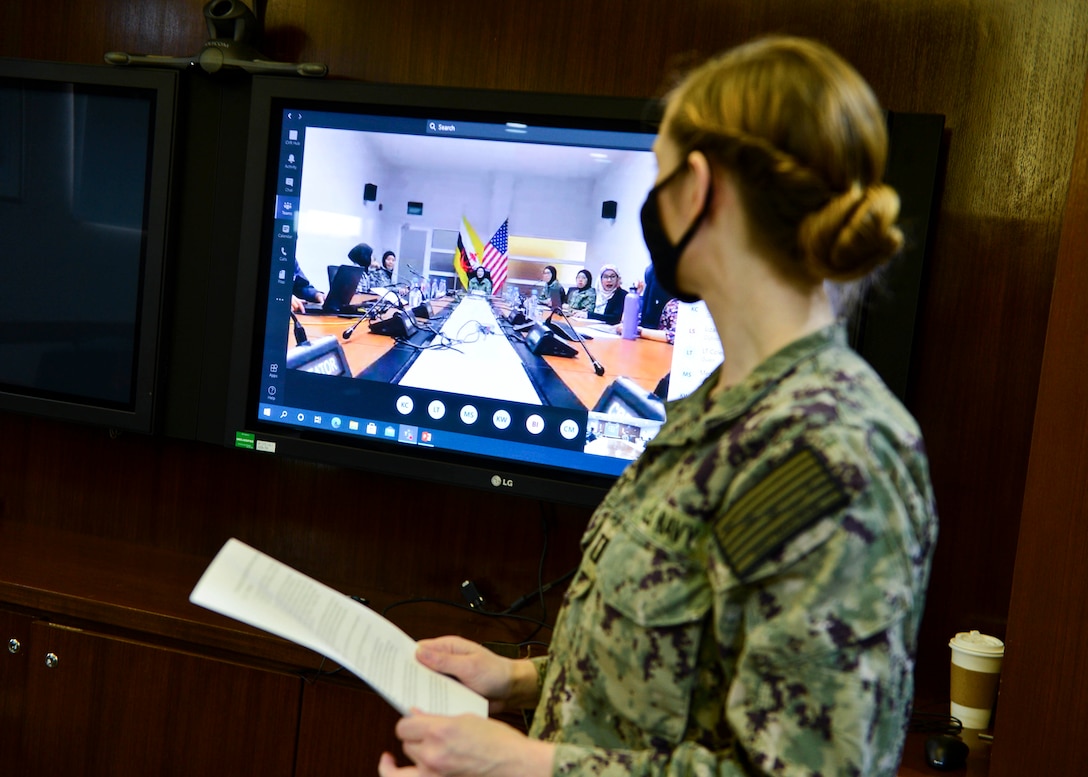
[621, 285, 641, 340]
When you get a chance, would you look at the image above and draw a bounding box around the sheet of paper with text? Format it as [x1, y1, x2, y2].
[190, 538, 487, 717]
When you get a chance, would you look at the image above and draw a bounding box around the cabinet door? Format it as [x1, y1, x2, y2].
[23, 622, 301, 777]
[295, 678, 403, 777]
[0, 608, 32, 773]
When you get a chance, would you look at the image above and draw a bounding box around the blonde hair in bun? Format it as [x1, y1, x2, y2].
[799, 182, 903, 281]
[664, 35, 903, 282]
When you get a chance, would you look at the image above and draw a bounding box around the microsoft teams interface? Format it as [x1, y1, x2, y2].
[254, 102, 723, 479]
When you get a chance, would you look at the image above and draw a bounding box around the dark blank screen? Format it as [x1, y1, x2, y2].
[0, 80, 154, 407]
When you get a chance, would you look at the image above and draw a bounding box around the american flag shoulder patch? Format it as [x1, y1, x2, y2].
[715, 446, 849, 580]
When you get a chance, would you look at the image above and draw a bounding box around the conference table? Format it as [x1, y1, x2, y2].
[289, 292, 673, 412]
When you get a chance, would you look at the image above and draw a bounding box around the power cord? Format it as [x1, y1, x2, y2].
[908, 710, 963, 736]
[378, 596, 554, 632]
[378, 506, 579, 643]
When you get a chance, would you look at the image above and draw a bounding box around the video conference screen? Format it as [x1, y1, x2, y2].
[251, 98, 723, 481]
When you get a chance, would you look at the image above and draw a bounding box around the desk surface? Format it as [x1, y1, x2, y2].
[294, 295, 673, 412]
[897, 729, 991, 776]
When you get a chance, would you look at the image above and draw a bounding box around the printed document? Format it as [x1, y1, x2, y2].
[190, 538, 487, 717]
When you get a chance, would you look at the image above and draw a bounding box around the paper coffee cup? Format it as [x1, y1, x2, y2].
[949, 630, 1004, 729]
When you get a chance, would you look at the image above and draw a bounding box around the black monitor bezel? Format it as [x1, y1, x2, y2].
[224, 76, 666, 506]
[223, 75, 943, 507]
[0, 58, 177, 434]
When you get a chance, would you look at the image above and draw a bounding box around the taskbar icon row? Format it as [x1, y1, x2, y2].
[258, 404, 432, 445]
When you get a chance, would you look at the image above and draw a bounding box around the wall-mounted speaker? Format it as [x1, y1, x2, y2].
[363, 182, 378, 202]
[601, 200, 617, 219]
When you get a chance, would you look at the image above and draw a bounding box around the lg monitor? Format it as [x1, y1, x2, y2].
[224, 75, 942, 506]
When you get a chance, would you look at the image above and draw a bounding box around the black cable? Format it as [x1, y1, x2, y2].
[289, 312, 309, 345]
[511, 508, 556, 643]
[908, 710, 963, 736]
[535, 514, 549, 618]
[504, 566, 577, 615]
[380, 506, 572, 644]
[379, 596, 553, 632]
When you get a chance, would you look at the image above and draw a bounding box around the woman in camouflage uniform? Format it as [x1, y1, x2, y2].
[565, 269, 597, 313]
[381, 35, 938, 777]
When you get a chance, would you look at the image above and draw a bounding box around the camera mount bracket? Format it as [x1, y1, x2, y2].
[105, 0, 327, 77]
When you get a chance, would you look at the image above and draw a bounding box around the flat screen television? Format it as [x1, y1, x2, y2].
[224, 75, 942, 506]
[0, 59, 177, 433]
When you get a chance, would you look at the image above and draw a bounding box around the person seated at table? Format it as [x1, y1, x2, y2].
[617, 297, 680, 343]
[571, 263, 626, 324]
[378, 250, 397, 284]
[468, 265, 493, 295]
[290, 259, 325, 313]
[564, 269, 597, 314]
[346, 242, 378, 292]
[368, 249, 396, 289]
[638, 263, 672, 329]
[536, 265, 565, 305]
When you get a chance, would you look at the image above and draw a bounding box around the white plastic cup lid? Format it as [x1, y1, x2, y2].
[949, 630, 1005, 656]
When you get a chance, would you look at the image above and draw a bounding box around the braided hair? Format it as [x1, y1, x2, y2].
[665, 36, 903, 283]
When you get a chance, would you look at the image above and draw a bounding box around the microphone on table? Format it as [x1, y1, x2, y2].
[548, 305, 605, 376]
[342, 293, 396, 338]
[289, 312, 310, 346]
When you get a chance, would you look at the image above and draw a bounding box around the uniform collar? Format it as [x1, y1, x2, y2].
[652, 323, 848, 447]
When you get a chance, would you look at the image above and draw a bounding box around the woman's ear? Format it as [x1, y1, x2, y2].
[686, 150, 713, 214]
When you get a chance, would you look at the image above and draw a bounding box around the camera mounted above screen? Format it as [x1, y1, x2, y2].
[105, 0, 327, 77]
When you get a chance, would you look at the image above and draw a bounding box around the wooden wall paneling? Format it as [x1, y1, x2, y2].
[0, 0, 205, 64]
[0, 412, 586, 640]
[989, 63, 1088, 777]
[833, 1, 1088, 698]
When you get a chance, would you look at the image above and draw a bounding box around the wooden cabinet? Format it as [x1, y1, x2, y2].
[1, 606, 414, 777]
[2, 613, 301, 776]
[295, 677, 403, 777]
[0, 525, 355, 775]
[1, 608, 32, 769]
[0, 524, 519, 775]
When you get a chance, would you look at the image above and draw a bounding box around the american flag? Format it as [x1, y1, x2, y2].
[480, 219, 509, 291]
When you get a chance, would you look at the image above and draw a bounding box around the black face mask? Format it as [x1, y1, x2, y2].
[640, 162, 711, 303]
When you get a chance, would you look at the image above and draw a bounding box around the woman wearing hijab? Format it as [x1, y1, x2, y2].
[468, 265, 493, 295]
[576, 263, 626, 324]
[346, 242, 376, 293]
[536, 265, 565, 305]
[565, 269, 597, 313]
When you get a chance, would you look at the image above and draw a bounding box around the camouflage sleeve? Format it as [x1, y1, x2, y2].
[530, 654, 550, 699]
[713, 433, 928, 776]
[721, 549, 917, 775]
[550, 742, 753, 776]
